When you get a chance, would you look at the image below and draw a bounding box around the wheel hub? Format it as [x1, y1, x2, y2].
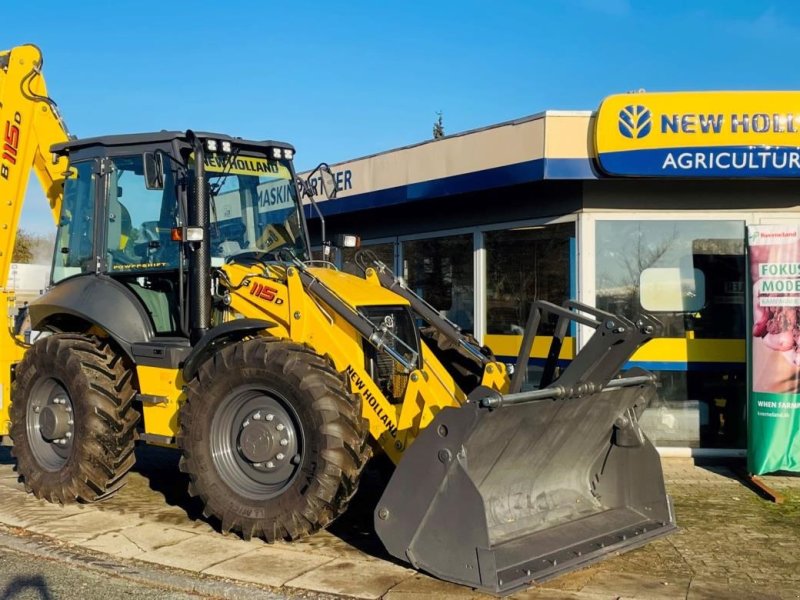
[26, 381, 74, 472]
[237, 411, 293, 470]
[39, 403, 71, 441]
[211, 390, 302, 500]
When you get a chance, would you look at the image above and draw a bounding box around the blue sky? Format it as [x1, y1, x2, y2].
[7, 0, 800, 231]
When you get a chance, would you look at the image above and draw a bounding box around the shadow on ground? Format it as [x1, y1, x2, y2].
[125, 444, 400, 561]
[0, 576, 53, 600]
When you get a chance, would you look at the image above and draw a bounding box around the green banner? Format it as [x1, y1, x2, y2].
[748, 225, 800, 474]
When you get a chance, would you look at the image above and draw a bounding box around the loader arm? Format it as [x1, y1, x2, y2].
[0, 44, 70, 432]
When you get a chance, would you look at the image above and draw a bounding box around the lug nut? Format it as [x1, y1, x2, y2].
[64, 432, 72, 439]
[276, 453, 285, 460]
[67, 419, 73, 426]
[253, 462, 263, 468]
[242, 419, 250, 428]
[266, 461, 275, 468]
[265, 414, 274, 421]
[276, 423, 285, 431]
[33, 407, 40, 413]
[280, 439, 288, 446]
[65, 406, 71, 413]
[253, 412, 261, 421]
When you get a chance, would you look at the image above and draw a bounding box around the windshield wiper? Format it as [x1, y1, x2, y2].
[208, 148, 241, 197]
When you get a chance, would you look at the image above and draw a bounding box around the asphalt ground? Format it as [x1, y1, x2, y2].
[0, 446, 798, 599]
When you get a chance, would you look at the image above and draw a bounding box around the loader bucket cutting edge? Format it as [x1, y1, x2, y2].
[374, 301, 676, 595]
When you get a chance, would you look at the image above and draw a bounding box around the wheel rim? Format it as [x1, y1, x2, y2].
[210, 386, 303, 500]
[26, 378, 75, 471]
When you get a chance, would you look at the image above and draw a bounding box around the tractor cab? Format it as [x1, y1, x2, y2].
[37, 131, 306, 347]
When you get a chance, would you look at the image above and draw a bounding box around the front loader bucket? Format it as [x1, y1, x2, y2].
[375, 302, 676, 595]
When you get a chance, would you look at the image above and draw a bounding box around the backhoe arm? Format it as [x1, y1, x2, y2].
[0, 44, 70, 435]
[0, 44, 70, 287]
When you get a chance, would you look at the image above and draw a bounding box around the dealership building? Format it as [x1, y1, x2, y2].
[304, 92, 800, 454]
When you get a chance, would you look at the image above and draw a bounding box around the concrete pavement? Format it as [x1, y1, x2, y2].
[0, 447, 798, 599]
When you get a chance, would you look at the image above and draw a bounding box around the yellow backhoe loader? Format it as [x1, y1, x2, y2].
[0, 44, 675, 594]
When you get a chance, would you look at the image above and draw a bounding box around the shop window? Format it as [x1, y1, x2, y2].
[402, 234, 473, 334]
[485, 223, 574, 336]
[595, 219, 747, 448]
[595, 220, 745, 338]
[639, 369, 746, 448]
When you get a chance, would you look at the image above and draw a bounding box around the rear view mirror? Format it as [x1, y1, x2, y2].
[143, 152, 164, 190]
[640, 267, 705, 312]
[317, 164, 338, 200]
[300, 163, 338, 201]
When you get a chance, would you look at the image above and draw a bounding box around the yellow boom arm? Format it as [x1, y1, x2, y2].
[0, 44, 70, 433]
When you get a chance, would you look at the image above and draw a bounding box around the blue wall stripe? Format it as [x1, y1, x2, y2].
[544, 157, 600, 179]
[305, 157, 598, 218]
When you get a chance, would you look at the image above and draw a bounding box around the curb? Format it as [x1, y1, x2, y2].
[0, 524, 337, 600]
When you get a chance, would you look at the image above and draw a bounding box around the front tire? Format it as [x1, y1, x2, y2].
[10, 334, 139, 503]
[178, 338, 370, 542]
[178, 338, 370, 541]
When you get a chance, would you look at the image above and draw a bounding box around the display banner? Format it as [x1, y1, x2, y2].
[748, 224, 800, 474]
[596, 92, 800, 177]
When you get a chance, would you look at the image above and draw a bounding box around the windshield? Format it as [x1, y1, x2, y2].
[200, 152, 306, 265]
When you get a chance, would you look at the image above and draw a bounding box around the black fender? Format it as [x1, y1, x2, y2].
[182, 318, 277, 382]
[29, 275, 155, 360]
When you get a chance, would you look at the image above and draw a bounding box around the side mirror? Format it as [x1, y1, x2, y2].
[143, 152, 165, 190]
[301, 163, 338, 200]
[317, 164, 338, 200]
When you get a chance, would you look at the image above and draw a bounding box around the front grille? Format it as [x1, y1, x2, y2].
[360, 306, 420, 402]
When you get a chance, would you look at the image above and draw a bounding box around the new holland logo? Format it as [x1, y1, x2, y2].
[618, 105, 652, 139]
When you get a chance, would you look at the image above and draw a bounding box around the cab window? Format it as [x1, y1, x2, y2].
[105, 155, 180, 273]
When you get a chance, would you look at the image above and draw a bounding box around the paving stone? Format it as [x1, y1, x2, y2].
[579, 572, 690, 600]
[0, 500, 85, 527]
[0, 484, 86, 527]
[203, 545, 334, 587]
[136, 533, 254, 572]
[285, 557, 413, 599]
[167, 519, 217, 535]
[512, 589, 620, 600]
[27, 510, 144, 541]
[80, 530, 149, 558]
[687, 577, 784, 600]
[80, 523, 195, 558]
[384, 573, 489, 599]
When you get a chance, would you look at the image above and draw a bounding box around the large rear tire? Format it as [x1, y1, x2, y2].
[10, 334, 139, 503]
[178, 338, 371, 541]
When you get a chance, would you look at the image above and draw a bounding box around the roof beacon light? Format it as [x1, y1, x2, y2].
[221, 140, 232, 154]
[206, 139, 218, 152]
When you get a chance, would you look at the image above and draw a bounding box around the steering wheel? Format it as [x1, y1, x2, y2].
[107, 248, 138, 268]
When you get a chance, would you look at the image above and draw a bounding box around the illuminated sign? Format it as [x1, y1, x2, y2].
[595, 92, 800, 177]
